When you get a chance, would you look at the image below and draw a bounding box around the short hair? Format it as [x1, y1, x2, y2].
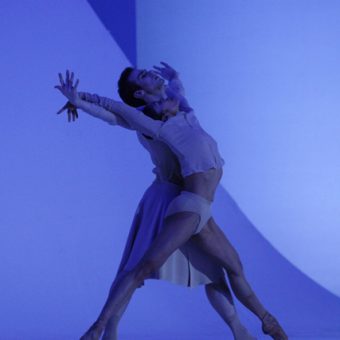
[117, 67, 145, 107]
[142, 103, 163, 121]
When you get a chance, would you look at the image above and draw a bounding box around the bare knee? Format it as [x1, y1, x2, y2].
[205, 276, 228, 292]
[226, 255, 244, 276]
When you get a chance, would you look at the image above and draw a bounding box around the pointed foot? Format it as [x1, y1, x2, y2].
[261, 312, 288, 340]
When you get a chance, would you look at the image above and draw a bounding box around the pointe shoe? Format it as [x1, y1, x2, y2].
[261, 312, 288, 340]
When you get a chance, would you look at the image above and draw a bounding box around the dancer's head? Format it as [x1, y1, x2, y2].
[143, 97, 180, 121]
[118, 67, 166, 107]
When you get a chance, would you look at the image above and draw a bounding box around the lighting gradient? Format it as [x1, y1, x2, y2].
[137, 0, 340, 297]
[1, 0, 340, 339]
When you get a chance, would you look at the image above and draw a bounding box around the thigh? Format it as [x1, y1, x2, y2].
[192, 217, 243, 275]
[140, 211, 200, 268]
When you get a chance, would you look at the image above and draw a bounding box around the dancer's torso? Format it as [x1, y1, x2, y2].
[183, 168, 223, 202]
[137, 132, 183, 186]
[158, 111, 224, 174]
[138, 110, 224, 202]
[158, 110, 224, 201]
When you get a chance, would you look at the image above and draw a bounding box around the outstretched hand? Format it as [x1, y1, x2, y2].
[56, 101, 79, 122]
[55, 70, 80, 106]
[153, 61, 178, 81]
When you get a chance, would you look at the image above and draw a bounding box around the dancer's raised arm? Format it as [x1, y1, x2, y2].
[55, 70, 163, 137]
[57, 93, 133, 129]
[153, 61, 192, 112]
[79, 92, 134, 129]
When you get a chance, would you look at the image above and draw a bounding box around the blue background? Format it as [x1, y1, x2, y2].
[1, 0, 339, 339]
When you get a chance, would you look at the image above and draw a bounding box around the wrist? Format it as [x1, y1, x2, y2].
[72, 95, 81, 107]
[77, 92, 85, 100]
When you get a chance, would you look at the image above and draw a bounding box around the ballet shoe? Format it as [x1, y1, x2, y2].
[261, 311, 288, 340]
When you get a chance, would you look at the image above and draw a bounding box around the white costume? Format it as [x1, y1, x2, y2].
[77, 92, 224, 286]
[78, 94, 225, 234]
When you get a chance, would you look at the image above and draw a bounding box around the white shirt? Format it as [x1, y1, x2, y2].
[78, 92, 182, 183]
[78, 92, 225, 177]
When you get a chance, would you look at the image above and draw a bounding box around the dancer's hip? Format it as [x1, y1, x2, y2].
[165, 190, 212, 235]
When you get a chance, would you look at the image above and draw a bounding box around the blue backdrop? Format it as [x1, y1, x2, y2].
[1, 0, 340, 339]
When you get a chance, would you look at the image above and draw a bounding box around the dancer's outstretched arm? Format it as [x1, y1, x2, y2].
[75, 93, 162, 136]
[57, 92, 133, 129]
[57, 63, 191, 123]
[55, 70, 163, 137]
[78, 92, 133, 129]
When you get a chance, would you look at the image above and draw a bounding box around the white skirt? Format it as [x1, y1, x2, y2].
[115, 180, 224, 287]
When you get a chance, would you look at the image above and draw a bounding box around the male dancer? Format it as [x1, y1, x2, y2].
[56, 66, 287, 340]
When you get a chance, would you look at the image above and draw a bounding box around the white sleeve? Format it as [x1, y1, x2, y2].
[76, 98, 163, 137]
[78, 92, 133, 129]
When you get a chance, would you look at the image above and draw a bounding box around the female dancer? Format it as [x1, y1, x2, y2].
[55, 69, 288, 340]
[65, 94, 255, 340]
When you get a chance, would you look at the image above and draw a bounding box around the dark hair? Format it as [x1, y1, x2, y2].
[142, 103, 163, 121]
[117, 67, 145, 107]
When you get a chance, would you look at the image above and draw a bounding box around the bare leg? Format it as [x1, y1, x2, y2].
[193, 218, 266, 319]
[205, 278, 256, 340]
[101, 272, 133, 340]
[79, 211, 200, 340]
[101, 276, 257, 340]
[93, 238, 254, 340]
[101, 302, 128, 340]
[79, 271, 133, 340]
[102, 260, 254, 340]
[79, 213, 287, 340]
[101, 276, 256, 340]
[194, 218, 287, 340]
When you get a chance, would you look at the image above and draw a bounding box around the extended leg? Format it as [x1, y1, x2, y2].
[101, 300, 129, 340]
[79, 211, 200, 340]
[194, 218, 266, 318]
[205, 277, 256, 340]
[101, 272, 133, 340]
[194, 218, 287, 340]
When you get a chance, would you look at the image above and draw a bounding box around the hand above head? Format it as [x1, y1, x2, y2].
[56, 101, 79, 122]
[153, 61, 179, 81]
[54, 70, 80, 106]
